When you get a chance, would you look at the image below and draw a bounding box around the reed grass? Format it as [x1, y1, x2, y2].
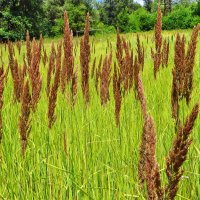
[0, 9, 199, 199]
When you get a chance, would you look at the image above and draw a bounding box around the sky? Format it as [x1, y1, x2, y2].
[135, 0, 144, 5]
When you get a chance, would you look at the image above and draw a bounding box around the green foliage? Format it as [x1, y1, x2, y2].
[128, 13, 140, 32]
[162, 6, 200, 29]
[49, 2, 88, 36]
[94, 22, 116, 34]
[137, 9, 156, 31]
[0, 0, 200, 40]
[0, 10, 31, 40]
[43, 0, 64, 36]
[64, 3, 88, 33]
[117, 9, 130, 32]
[45, 0, 99, 36]
[128, 8, 156, 32]
[143, 0, 153, 12]
[115, 4, 200, 33]
[51, 18, 64, 36]
[116, 8, 156, 32]
[0, 0, 44, 40]
[195, 0, 200, 16]
[99, 0, 141, 27]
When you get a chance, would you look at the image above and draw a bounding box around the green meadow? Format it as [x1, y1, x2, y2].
[0, 29, 200, 199]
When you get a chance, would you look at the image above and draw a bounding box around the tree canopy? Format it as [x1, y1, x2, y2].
[0, 0, 200, 40]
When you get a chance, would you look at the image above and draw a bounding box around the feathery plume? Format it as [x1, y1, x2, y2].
[113, 63, 121, 126]
[95, 54, 102, 94]
[29, 38, 42, 112]
[80, 13, 90, 104]
[152, 4, 163, 79]
[46, 42, 56, 97]
[162, 38, 169, 67]
[116, 32, 133, 92]
[19, 80, 32, 157]
[9, 58, 25, 103]
[139, 114, 163, 199]
[136, 34, 145, 71]
[155, 4, 162, 53]
[171, 26, 199, 119]
[48, 42, 62, 129]
[184, 26, 199, 104]
[100, 49, 112, 105]
[166, 104, 199, 199]
[137, 74, 163, 199]
[61, 11, 74, 93]
[137, 75, 147, 118]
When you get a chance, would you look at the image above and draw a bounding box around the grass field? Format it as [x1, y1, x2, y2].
[0, 27, 200, 199]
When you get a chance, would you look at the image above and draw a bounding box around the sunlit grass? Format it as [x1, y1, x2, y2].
[0, 29, 199, 199]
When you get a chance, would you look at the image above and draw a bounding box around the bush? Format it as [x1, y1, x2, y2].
[115, 8, 156, 33]
[0, 11, 31, 40]
[51, 18, 64, 36]
[116, 9, 130, 32]
[196, 0, 200, 16]
[94, 22, 115, 34]
[128, 12, 140, 32]
[128, 8, 156, 32]
[162, 7, 193, 30]
[191, 16, 200, 27]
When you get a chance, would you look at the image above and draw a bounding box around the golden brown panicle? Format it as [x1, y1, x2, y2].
[100, 49, 112, 105]
[136, 34, 145, 71]
[171, 26, 199, 120]
[80, 13, 90, 105]
[166, 104, 199, 199]
[139, 114, 163, 199]
[48, 42, 62, 129]
[29, 38, 42, 112]
[19, 80, 32, 157]
[113, 63, 121, 126]
[61, 11, 74, 93]
[137, 75, 163, 199]
[46, 42, 56, 97]
[154, 4, 162, 76]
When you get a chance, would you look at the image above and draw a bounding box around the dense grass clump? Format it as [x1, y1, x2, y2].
[0, 10, 199, 199]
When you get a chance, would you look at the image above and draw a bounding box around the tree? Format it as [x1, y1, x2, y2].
[43, 0, 64, 36]
[0, 0, 45, 40]
[196, 0, 200, 16]
[143, 0, 153, 12]
[99, 0, 141, 26]
[44, 0, 99, 36]
[117, 9, 130, 32]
